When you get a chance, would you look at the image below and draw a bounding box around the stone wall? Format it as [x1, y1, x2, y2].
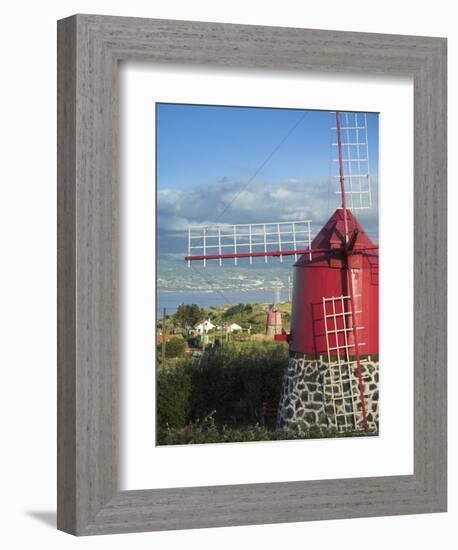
[277, 353, 379, 433]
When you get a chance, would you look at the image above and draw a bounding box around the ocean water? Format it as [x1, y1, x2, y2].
[156, 257, 294, 317]
[156, 289, 283, 317]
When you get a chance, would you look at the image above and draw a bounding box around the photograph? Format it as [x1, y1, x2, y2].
[155, 104, 379, 445]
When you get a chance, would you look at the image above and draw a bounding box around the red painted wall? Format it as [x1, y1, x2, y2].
[289, 209, 379, 357]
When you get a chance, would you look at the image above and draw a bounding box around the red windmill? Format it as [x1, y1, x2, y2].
[185, 111, 379, 433]
[266, 285, 283, 337]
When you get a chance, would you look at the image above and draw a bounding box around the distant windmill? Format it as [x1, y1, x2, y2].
[185, 112, 379, 433]
[266, 284, 283, 337]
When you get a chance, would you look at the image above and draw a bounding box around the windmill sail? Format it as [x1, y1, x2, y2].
[322, 294, 367, 432]
[332, 112, 372, 211]
[330, 110, 373, 431]
[186, 220, 312, 266]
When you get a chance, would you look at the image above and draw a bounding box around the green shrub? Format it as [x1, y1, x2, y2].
[156, 364, 191, 428]
[157, 336, 186, 361]
[156, 415, 374, 445]
[165, 336, 186, 358]
[156, 341, 289, 433]
[157, 341, 288, 430]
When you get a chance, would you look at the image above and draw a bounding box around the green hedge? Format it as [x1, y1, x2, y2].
[156, 342, 288, 432]
[186, 342, 287, 425]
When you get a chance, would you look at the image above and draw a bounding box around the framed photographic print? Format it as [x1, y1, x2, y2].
[57, 14, 447, 535]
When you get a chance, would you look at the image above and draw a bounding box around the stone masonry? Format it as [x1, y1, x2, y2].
[277, 353, 379, 433]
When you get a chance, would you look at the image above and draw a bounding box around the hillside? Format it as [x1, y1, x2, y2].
[159, 301, 292, 335]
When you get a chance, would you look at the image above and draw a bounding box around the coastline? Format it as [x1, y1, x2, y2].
[156, 289, 286, 317]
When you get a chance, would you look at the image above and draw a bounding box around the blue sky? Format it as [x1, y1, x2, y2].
[156, 103, 379, 278]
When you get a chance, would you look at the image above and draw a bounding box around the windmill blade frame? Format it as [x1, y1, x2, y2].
[322, 293, 368, 432]
[332, 111, 373, 211]
[186, 220, 313, 266]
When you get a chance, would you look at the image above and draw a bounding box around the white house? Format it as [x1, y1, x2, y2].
[193, 318, 216, 335]
[226, 322, 243, 333]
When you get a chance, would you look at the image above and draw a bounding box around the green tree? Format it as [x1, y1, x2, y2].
[223, 303, 253, 320]
[173, 303, 204, 329]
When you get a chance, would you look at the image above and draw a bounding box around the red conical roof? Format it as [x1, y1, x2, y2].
[295, 208, 377, 267]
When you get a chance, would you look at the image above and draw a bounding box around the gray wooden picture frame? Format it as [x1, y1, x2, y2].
[57, 14, 447, 536]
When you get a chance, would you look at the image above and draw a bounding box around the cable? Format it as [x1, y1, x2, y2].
[188, 110, 309, 253]
[185, 110, 308, 294]
[215, 110, 308, 225]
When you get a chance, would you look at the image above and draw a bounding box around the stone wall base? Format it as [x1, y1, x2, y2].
[277, 354, 379, 433]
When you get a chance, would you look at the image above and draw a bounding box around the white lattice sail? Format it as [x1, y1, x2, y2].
[186, 220, 312, 266]
[332, 112, 372, 211]
[322, 294, 367, 431]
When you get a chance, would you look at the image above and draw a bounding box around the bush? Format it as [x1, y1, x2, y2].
[165, 336, 186, 358]
[157, 336, 186, 361]
[156, 414, 374, 445]
[186, 342, 287, 425]
[156, 365, 191, 428]
[155, 341, 288, 433]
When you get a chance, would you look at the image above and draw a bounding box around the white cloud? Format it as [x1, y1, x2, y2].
[157, 176, 379, 242]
